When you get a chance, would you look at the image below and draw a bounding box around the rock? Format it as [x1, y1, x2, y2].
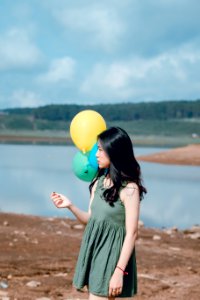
[56, 231, 62, 235]
[164, 229, 173, 235]
[0, 281, 8, 289]
[72, 224, 84, 230]
[138, 220, 144, 227]
[138, 273, 156, 280]
[164, 227, 178, 235]
[190, 225, 200, 232]
[3, 221, 9, 226]
[188, 232, 200, 239]
[187, 266, 197, 273]
[31, 238, 38, 244]
[169, 247, 181, 251]
[136, 238, 143, 244]
[60, 220, 70, 228]
[35, 298, 51, 300]
[184, 225, 200, 234]
[47, 217, 55, 221]
[153, 234, 161, 240]
[171, 226, 178, 232]
[21, 231, 27, 236]
[54, 272, 68, 277]
[26, 280, 41, 288]
[7, 274, 12, 280]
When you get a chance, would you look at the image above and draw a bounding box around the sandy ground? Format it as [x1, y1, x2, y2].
[0, 213, 199, 300]
[137, 144, 200, 166]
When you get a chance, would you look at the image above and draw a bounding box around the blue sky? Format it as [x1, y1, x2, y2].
[0, 0, 200, 109]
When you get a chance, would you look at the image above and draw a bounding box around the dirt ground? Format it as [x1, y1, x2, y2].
[137, 144, 200, 166]
[0, 213, 199, 300]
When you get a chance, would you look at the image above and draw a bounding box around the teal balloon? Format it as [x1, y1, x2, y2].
[72, 151, 97, 182]
[89, 143, 98, 170]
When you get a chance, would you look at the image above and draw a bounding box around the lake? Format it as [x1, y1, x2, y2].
[0, 144, 199, 229]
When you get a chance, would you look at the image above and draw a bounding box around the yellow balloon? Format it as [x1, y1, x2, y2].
[70, 110, 106, 152]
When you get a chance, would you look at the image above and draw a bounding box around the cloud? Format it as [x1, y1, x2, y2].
[0, 0, 200, 108]
[0, 28, 42, 70]
[56, 5, 125, 52]
[37, 57, 76, 84]
[81, 41, 200, 102]
[10, 89, 43, 108]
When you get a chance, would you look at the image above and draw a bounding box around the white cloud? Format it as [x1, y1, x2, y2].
[37, 57, 76, 83]
[81, 63, 134, 99]
[0, 0, 200, 108]
[81, 43, 200, 101]
[0, 28, 42, 70]
[10, 89, 42, 108]
[56, 5, 125, 52]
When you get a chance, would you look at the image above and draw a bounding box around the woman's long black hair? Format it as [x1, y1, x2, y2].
[89, 127, 147, 206]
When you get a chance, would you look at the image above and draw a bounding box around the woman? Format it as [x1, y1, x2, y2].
[50, 127, 146, 299]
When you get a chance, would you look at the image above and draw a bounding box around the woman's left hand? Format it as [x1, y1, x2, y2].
[108, 268, 123, 297]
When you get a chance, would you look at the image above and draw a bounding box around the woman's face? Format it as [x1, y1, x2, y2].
[96, 140, 110, 169]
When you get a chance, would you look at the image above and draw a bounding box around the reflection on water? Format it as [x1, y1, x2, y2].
[0, 144, 199, 229]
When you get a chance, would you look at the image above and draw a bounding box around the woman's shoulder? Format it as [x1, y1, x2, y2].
[120, 180, 139, 194]
[119, 181, 140, 204]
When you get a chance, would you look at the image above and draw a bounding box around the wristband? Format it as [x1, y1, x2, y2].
[116, 265, 128, 275]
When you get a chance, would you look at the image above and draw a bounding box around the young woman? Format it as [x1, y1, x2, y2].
[50, 127, 146, 299]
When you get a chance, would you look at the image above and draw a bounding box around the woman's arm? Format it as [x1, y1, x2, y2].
[115, 182, 140, 270]
[108, 183, 140, 296]
[68, 204, 90, 225]
[50, 180, 98, 226]
[68, 180, 98, 225]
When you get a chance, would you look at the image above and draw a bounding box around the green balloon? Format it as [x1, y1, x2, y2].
[72, 151, 97, 182]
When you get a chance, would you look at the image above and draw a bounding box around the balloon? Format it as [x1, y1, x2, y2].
[72, 151, 97, 182]
[89, 143, 98, 170]
[70, 110, 106, 152]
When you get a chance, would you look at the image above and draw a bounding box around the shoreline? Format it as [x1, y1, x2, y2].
[0, 133, 200, 166]
[0, 132, 199, 148]
[137, 144, 200, 166]
[0, 212, 199, 300]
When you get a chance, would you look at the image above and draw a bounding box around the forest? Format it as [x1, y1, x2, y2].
[0, 100, 199, 144]
[2, 99, 200, 122]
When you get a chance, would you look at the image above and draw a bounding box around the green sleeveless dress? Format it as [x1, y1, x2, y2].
[72, 174, 137, 297]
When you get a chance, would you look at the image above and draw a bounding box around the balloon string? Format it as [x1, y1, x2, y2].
[104, 168, 109, 175]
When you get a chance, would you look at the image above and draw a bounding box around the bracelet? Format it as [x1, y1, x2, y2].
[116, 265, 128, 275]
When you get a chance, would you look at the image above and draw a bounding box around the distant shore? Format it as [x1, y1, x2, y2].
[0, 134, 71, 145]
[0, 130, 199, 148]
[0, 131, 200, 166]
[137, 144, 200, 166]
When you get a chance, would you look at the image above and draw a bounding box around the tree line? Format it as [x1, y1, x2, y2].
[2, 100, 200, 121]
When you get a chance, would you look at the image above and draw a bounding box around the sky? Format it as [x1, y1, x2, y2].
[0, 0, 200, 109]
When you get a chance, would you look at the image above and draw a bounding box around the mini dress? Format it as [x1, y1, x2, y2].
[72, 174, 137, 297]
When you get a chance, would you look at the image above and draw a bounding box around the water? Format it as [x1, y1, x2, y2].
[0, 144, 199, 229]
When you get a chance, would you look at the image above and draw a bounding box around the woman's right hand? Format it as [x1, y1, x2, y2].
[50, 192, 73, 209]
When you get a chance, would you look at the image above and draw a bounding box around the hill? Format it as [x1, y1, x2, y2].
[0, 100, 199, 146]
